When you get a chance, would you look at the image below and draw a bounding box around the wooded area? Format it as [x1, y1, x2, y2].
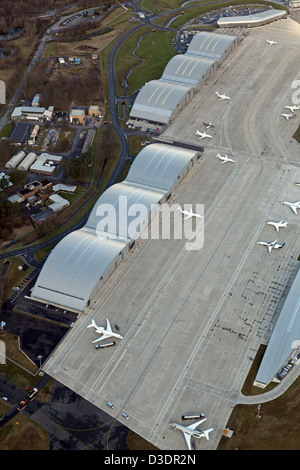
[0, 0, 115, 33]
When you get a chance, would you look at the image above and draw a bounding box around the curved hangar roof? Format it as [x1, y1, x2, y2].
[129, 79, 191, 124]
[31, 230, 128, 313]
[31, 144, 199, 312]
[161, 55, 215, 87]
[126, 143, 197, 191]
[217, 9, 286, 27]
[130, 32, 237, 124]
[186, 32, 236, 60]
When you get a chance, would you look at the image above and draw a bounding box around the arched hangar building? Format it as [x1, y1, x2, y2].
[129, 31, 239, 126]
[30, 143, 202, 313]
[254, 267, 300, 389]
[217, 8, 286, 28]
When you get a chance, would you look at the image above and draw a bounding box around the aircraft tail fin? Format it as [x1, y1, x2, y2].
[204, 428, 214, 440]
[87, 319, 96, 329]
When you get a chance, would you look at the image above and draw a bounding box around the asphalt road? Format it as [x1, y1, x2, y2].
[0, 375, 129, 450]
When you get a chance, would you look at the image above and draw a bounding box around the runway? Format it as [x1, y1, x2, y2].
[42, 18, 300, 450]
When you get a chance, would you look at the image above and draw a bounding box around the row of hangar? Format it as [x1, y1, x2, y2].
[129, 31, 240, 125]
[31, 143, 202, 313]
[31, 30, 240, 313]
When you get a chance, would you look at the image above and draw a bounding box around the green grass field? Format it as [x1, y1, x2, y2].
[115, 26, 176, 95]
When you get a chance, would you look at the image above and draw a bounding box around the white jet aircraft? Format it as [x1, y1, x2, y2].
[215, 91, 230, 100]
[280, 113, 296, 120]
[177, 205, 203, 220]
[266, 220, 288, 232]
[294, 182, 300, 187]
[216, 153, 235, 164]
[285, 105, 300, 113]
[281, 200, 300, 214]
[256, 240, 285, 253]
[266, 40, 277, 45]
[203, 121, 215, 129]
[170, 419, 214, 450]
[196, 130, 212, 139]
[87, 319, 123, 343]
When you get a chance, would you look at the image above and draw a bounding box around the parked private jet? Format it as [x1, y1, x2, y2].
[256, 240, 285, 253]
[266, 40, 277, 45]
[87, 319, 123, 343]
[170, 419, 213, 450]
[266, 220, 288, 232]
[177, 205, 203, 220]
[196, 130, 212, 139]
[281, 200, 300, 214]
[285, 105, 300, 113]
[203, 121, 215, 129]
[215, 91, 230, 100]
[216, 153, 235, 164]
[280, 113, 296, 120]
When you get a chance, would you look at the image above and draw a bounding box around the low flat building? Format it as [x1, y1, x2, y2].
[48, 193, 70, 212]
[69, 108, 86, 124]
[32, 94, 41, 107]
[30, 153, 63, 175]
[11, 106, 54, 123]
[88, 105, 101, 117]
[9, 122, 31, 145]
[217, 9, 286, 28]
[52, 183, 76, 193]
[17, 181, 42, 200]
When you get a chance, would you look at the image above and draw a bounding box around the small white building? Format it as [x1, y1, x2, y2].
[48, 193, 70, 212]
[5, 150, 26, 169]
[32, 94, 41, 107]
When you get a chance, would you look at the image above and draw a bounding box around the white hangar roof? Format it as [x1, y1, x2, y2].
[161, 54, 215, 87]
[255, 267, 300, 387]
[31, 143, 198, 313]
[129, 79, 191, 124]
[85, 181, 167, 241]
[126, 143, 199, 192]
[30, 229, 128, 312]
[187, 32, 236, 60]
[217, 9, 286, 27]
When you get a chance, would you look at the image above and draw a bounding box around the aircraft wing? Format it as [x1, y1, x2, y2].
[106, 319, 112, 332]
[183, 432, 192, 450]
[184, 215, 192, 220]
[188, 418, 206, 430]
[267, 246, 272, 253]
[92, 335, 110, 343]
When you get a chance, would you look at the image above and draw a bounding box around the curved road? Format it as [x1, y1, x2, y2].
[0, 1, 176, 262]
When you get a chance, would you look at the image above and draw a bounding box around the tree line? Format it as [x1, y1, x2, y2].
[0, 0, 117, 34]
